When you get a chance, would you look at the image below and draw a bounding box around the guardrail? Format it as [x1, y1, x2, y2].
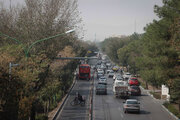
[52, 77, 77, 120]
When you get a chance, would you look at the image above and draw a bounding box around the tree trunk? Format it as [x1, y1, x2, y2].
[179, 99, 180, 112]
[145, 81, 148, 89]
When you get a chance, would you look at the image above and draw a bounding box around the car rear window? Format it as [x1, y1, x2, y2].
[127, 101, 138, 104]
[131, 86, 139, 90]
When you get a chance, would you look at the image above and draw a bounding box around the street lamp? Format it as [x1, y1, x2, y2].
[0, 29, 75, 58]
[25, 29, 75, 57]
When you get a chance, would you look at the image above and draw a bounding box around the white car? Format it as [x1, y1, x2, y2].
[113, 74, 122, 80]
[106, 63, 111, 67]
[106, 69, 112, 74]
[98, 76, 107, 85]
[108, 70, 114, 78]
[97, 69, 104, 74]
[123, 72, 131, 80]
[115, 76, 124, 81]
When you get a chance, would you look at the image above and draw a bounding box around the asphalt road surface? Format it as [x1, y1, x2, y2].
[56, 57, 176, 120]
[55, 59, 96, 120]
[93, 72, 176, 120]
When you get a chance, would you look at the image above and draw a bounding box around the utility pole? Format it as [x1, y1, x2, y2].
[9, 62, 19, 80]
[9, 0, 12, 11]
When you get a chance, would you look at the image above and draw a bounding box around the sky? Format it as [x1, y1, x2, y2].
[0, 0, 163, 41]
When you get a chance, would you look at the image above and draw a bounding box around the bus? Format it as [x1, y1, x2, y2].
[78, 64, 91, 80]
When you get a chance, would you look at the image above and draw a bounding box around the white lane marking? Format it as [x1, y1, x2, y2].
[120, 113, 124, 118]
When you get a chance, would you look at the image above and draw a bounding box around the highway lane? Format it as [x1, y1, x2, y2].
[93, 72, 176, 120]
[55, 59, 97, 120]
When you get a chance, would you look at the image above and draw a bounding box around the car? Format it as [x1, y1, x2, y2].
[128, 77, 139, 86]
[97, 69, 104, 74]
[115, 76, 124, 81]
[123, 99, 140, 113]
[108, 70, 115, 78]
[106, 69, 112, 74]
[96, 84, 107, 95]
[99, 76, 107, 81]
[129, 86, 141, 96]
[113, 74, 122, 80]
[98, 76, 107, 85]
[112, 66, 119, 72]
[123, 72, 131, 79]
[106, 62, 111, 67]
[97, 73, 103, 79]
[100, 64, 106, 70]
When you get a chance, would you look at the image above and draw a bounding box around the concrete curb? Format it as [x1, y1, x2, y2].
[52, 78, 76, 120]
[161, 105, 179, 120]
[140, 86, 157, 101]
[140, 86, 179, 120]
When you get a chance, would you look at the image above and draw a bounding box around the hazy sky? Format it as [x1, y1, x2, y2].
[0, 0, 163, 41]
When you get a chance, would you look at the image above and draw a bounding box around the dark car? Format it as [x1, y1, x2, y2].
[96, 84, 107, 95]
[129, 86, 141, 96]
[128, 77, 139, 86]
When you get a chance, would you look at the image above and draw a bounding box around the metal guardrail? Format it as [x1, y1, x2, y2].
[52, 78, 76, 120]
[55, 57, 98, 60]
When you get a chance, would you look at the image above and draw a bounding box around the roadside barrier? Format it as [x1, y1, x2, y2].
[52, 77, 76, 120]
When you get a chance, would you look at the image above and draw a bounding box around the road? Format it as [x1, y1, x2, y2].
[55, 57, 176, 120]
[93, 72, 176, 120]
[55, 59, 96, 120]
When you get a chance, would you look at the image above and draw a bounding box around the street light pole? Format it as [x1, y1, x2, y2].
[25, 29, 75, 58]
[0, 29, 75, 58]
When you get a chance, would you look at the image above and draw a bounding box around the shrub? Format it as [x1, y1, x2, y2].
[163, 102, 180, 119]
[36, 114, 48, 120]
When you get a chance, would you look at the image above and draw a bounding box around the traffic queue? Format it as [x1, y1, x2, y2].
[95, 54, 141, 113]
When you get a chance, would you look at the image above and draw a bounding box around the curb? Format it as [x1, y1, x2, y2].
[140, 86, 157, 101]
[161, 105, 179, 120]
[140, 86, 179, 120]
[52, 78, 76, 120]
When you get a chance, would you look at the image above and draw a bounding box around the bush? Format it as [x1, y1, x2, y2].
[163, 102, 180, 118]
[150, 91, 161, 99]
[139, 81, 146, 89]
[36, 114, 48, 120]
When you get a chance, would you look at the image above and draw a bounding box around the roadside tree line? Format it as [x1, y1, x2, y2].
[101, 0, 180, 109]
[0, 0, 92, 120]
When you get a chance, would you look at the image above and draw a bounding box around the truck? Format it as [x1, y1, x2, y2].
[113, 80, 130, 98]
[78, 64, 91, 80]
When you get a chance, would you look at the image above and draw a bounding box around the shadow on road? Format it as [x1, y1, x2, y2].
[127, 110, 151, 115]
[140, 110, 151, 114]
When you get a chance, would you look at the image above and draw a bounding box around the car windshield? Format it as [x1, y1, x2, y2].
[97, 85, 106, 88]
[116, 82, 124, 86]
[127, 101, 138, 104]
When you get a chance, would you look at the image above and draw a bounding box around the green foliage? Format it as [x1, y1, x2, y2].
[100, 0, 180, 103]
[163, 102, 180, 118]
[0, 0, 89, 119]
[150, 91, 161, 99]
[36, 114, 48, 120]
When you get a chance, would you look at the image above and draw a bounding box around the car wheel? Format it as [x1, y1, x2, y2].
[124, 110, 127, 113]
